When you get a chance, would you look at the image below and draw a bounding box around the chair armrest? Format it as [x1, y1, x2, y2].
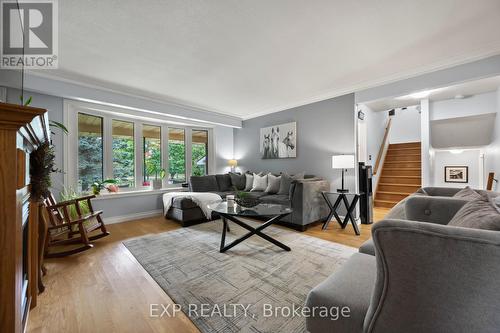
[405, 196, 468, 224]
[364, 219, 500, 332]
[75, 194, 96, 202]
[290, 179, 330, 225]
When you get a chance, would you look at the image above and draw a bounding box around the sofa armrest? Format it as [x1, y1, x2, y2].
[420, 186, 462, 197]
[290, 179, 330, 225]
[364, 219, 500, 333]
[405, 196, 468, 225]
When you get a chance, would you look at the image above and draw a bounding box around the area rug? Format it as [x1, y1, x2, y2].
[123, 220, 356, 333]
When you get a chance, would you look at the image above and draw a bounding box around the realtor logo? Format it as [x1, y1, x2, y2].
[1, 0, 58, 69]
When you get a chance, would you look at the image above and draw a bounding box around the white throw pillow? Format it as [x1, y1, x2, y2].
[244, 173, 254, 191]
[251, 173, 268, 192]
[265, 173, 281, 194]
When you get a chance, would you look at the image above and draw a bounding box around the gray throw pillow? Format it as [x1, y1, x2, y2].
[265, 173, 281, 194]
[244, 173, 254, 191]
[251, 173, 268, 192]
[453, 186, 482, 201]
[448, 193, 500, 231]
[277, 172, 305, 195]
[215, 174, 232, 192]
[229, 173, 246, 190]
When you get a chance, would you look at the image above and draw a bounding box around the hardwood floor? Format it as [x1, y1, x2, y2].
[28, 207, 390, 333]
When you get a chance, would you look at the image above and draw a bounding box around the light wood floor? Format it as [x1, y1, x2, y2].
[27, 207, 390, 333]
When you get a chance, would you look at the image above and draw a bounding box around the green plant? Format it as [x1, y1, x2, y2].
[147, 164, 166, 180]
[91, 179, 117, 195]
[60, 186, 90, 219]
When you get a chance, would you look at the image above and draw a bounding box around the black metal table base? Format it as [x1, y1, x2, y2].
[322, 192, 360, 235]
[219, 213, 291, 253]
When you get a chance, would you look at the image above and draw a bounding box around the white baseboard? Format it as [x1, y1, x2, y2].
[105, 209, 163, 224]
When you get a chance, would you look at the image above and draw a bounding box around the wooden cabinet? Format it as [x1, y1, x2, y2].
[0, 102, 48, 333]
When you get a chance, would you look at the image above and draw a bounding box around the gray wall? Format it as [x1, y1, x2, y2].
[234, 93, 356, 191]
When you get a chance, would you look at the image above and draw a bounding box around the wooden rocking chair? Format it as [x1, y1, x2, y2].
[41, 193, 110, 258]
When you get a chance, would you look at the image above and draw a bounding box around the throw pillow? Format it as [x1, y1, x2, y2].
[265, 173, 281, 194]
[453, 186, 482, 201]
[277, 172, 305, 195]
[244, 173, 254, 191]
[229, 173, 246, 190]
[251, 173, 268, 192]
[215, 174, 232, 192]
[448, 193, 500, 231]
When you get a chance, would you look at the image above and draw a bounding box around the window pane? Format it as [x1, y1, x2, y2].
[168, 128, 185, 184]
[143, 125, 161, 185]
[78, 113, 103, 191]
[112, 120, 135, 188]
[192, 130, 208, 176]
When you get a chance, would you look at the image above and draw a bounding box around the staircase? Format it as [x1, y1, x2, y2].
[374, 142, 422, 209]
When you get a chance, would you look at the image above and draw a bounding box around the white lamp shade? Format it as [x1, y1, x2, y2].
[228, 159, 238, 167]
[332, 155, 355, 169]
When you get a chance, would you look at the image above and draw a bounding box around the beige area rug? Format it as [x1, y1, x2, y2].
[124, 219, 356, 333]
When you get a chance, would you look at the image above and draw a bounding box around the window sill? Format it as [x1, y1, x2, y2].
[91, 187, 186, 201]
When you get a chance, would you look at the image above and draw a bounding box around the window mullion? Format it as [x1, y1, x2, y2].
[104, 116, 113, 181]
[162, 125, 169, 188]
[135, 122, 143, 188]
[185, 127, 192, 180]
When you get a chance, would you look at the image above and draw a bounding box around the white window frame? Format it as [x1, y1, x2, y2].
[63, 100, 214, 192]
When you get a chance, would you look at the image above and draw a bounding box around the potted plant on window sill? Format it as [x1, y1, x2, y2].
[148, 166, 167, 190]
[91, 179, 118, 195]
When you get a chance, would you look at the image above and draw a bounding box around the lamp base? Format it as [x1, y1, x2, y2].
[337, 189, 349, 193]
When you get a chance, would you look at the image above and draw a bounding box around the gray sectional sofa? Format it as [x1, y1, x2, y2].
[165, 173, 329, 230]
[306, 187, 500, 333]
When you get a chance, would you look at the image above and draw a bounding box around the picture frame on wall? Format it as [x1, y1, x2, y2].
[260, 121, 297, 159]
[444, 166, 468, 183]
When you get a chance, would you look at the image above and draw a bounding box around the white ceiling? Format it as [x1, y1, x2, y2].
[365, 75, 500, 111]
[36, 0, 500, 119]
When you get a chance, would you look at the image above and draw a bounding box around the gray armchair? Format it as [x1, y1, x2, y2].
[306, 219, 500, 333]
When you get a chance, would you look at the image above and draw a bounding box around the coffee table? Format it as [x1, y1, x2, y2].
[207, 201, 293, 253]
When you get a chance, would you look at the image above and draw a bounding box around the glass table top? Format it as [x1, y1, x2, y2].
[207, 201, 292, 217]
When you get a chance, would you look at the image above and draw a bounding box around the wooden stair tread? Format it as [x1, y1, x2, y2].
[374, 199, 399, 204]
[387, 147, 421, 151]
[377, 191, 414, 195]
[378, 183, 420, 186]
[380, 175, 421, 178]
[383, 167, 421, 170]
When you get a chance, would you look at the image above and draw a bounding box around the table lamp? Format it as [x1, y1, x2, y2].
[332, 155, 355, 193]
[228, 159, 237, 172]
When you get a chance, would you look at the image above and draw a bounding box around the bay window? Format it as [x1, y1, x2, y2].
[168, 128, 186, 184]
[70, 102, 212, 192]
[112, 120, 135, 188]
[143, 124, 161, 185]
[78, 113, 103, 191]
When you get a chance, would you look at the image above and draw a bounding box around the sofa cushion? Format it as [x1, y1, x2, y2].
[448, 194, 500, 231]
[189, 175, 218, 192]
[359, 238, 375, 256]
[265, 173, 281, 194]
[244, 191, 267, 199]
[259, 194, 290, 206]
[453, 186, 482, 201]
[215, 174, 232, 191]
[305, 253, 376, 333]
[229, 173, 246, 190]
[171, 197, 199, 209]
[251, 173, 268, 192]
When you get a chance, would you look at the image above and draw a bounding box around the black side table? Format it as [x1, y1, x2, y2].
[321, 191, 362, 235]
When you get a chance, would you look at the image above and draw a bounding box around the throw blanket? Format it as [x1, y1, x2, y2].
[162, 192, 222, 219]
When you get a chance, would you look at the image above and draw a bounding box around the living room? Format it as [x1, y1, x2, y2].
[1, 1, 500, 333]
